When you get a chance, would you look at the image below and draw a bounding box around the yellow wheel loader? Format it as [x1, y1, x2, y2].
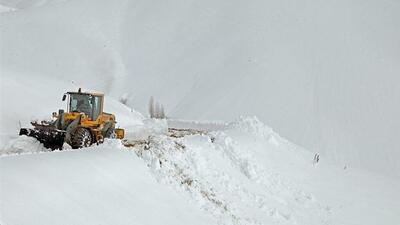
[19, 88, 124, 150]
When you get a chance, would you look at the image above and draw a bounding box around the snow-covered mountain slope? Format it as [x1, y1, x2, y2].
[1, 0, 399, 177]
[1, 118, 399, 225]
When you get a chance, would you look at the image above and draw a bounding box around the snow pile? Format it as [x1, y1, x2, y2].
[0, 140, 214, 225]
[1, 135, 50, 155]
[128, 118, 400, 225]
[1, 118, 400, 225]
[131, 130, 330, 225]
[229, 116, 274, 138]
[168, 119, 228, 131]
[229, 116, 284, 147]
[212, 132, 261, 180]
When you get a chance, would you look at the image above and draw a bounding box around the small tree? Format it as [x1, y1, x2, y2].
[148, 96, 166, 119]
[160, 104, 165, 119]
[148, 96, 155, 118]
[155, 102, 160, 118]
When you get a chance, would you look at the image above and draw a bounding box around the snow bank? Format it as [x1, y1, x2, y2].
[1, 135, 50, 155]
[1, 117, 399, 225]
[0, 140, 214, 225]
[228, 116, 285, 146]
[168, 119, 228, 131]
[128, 119, 400, 225]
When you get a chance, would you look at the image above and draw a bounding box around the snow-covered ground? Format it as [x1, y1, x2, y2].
[0, 140, 214, 225]
[1, 117, 399, 225]
[1, 0, 400, 224]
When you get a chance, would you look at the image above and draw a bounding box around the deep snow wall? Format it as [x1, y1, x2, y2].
[1, 0, 399, 177]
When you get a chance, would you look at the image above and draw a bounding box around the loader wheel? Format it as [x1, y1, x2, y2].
[70, 127, 92, 149]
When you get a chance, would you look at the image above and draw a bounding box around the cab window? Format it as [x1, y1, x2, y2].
[69, 94, 102, 120]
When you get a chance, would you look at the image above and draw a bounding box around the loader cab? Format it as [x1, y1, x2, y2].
[64, 91, 104, 120]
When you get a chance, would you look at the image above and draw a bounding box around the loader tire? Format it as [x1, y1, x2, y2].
[70, 127, 92, 149]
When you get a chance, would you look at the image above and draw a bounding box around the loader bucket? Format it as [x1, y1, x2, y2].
[19, 128, 65, 150]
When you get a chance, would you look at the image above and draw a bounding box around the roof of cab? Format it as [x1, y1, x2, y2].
[67, 88, 104, 96]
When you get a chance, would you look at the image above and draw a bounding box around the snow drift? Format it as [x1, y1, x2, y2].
[0, 140, 214, 225]
[1, 118, 399, 225]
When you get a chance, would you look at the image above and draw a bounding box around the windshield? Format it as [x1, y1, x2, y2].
[69, 94, 101, 120]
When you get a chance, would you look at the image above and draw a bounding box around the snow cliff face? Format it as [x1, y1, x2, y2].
[1, 0, 399, 177]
